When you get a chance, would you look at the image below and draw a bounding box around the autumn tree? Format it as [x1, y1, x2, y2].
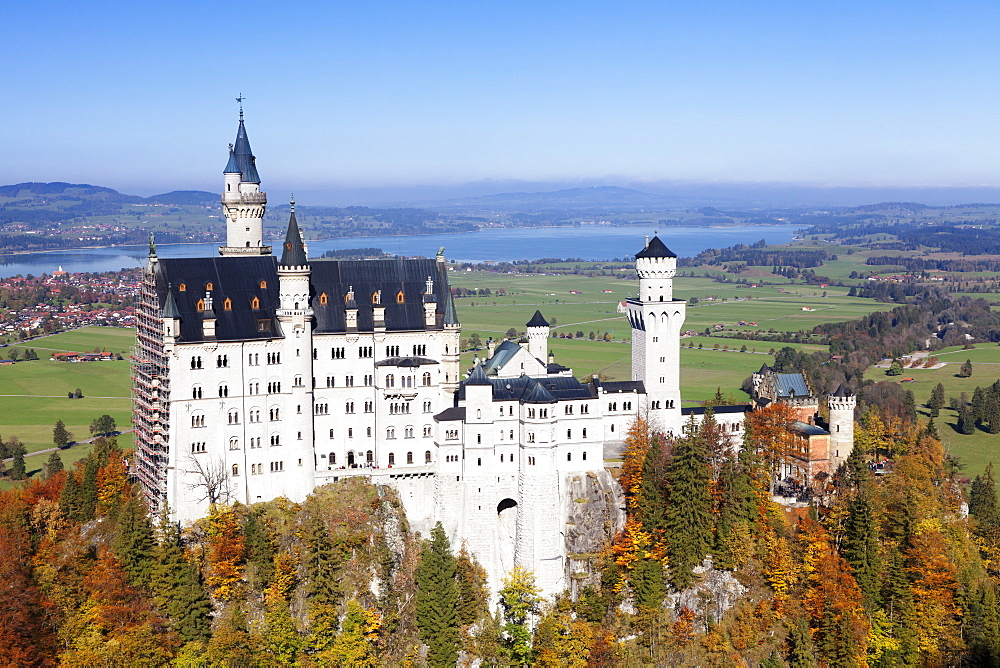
[415, 522, 459, 667]
[204, 504, 246, 602]
[500, 566, 542, 666]
[619, 417, 652, 511]
[744, 402, 797, 491]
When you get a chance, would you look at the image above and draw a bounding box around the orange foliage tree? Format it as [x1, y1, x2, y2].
[744, 403, 797, 491]
[205, 504, 246, 602]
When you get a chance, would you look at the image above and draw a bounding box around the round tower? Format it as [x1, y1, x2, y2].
[628, 236, 686, 434]
[827, 384, 856, 467]
[220, 109, 270, 256]
[526, 310, 550, 363]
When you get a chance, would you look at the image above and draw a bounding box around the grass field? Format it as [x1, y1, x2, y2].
[1, 327, 134, 458]
[5, 326, 136, 357]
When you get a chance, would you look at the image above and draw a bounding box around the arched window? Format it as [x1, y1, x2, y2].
[387, 427, 396, 439]
[231, 464, 239, 476]
[407, 452, 414, 464]
[329, 452, 336, 464]
[251, 297, 260, 309]
[196, 299, 205, 311]
[422, 372, 431, 386]
[372, 291, 380, 304]
[229, 437, 239, 450]
[177, 283, 186, 292]
[259, 280, 267, 289]
[396, 290, 405, 304]
[389, 452, 395, 466]
[205, 282, 214, 291]
[319, 292, 328, 305]
[223, 298, 232, 310]
[366, 450, 373, 463]
[425, 450, 431, 464]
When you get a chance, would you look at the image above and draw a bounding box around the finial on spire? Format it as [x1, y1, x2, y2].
[290, 193, 295, 213]
[236, 93, 245, 119]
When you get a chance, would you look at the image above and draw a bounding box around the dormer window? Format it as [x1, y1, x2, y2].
[259, 280, 267, 289]
[178, 283, 186, 292]
[319, 293, 328, 305]
[372, 290, 381, 305]
[223, 298, 232, 311]
[196, 299, 205, 312]
[396, 290, 405, 304]
[251, 297, 260, 309]
[205, 282, 214, 291]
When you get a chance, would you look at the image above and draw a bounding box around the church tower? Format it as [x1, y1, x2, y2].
[626, 236, 685, 434]
[220, 108, 270, 256]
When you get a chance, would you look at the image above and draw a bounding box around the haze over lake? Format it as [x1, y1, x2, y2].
[0, 224, 798, 279]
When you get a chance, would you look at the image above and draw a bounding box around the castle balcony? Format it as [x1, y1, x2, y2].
[239, 191, 267, 204]
[218, 245, 273, 255]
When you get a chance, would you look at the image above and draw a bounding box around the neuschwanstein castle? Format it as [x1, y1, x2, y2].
[132, 113, 855, 596]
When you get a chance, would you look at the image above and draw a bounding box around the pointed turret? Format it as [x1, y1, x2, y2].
[635, 235, 677, 259]
[161, 285, 180, 319]
[466, 363, 491, 386]
[223, 144, 240, 174]
[232, 118, 260, 183]
[526, 310, 550, 362]
[279, 201, 308, 267]
[526, 310, 549, 328]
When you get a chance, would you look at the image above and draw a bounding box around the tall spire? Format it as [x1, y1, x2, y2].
[279, 199, 307, 267]
[232, 109, 260, 184]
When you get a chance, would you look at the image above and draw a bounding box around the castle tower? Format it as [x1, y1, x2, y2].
[827, 384, 856, 467]
[275, 201, 315, 498]
[220, 108, 270, 256]
[626, 236, 685, 434]
[526, 310, 550, 362]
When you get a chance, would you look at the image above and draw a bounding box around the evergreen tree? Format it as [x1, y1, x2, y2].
[928, 382, 945, 417]
[714, 456, 756, 569]
[957, 404, 976, 435]
[302, 514, 341, 608]
[263, 598, 302, 664]
[151, 512, 212, 643]
[786, 616, 818, 667]
[52, 419, 72, 449]
[415, 522, 459, 667]
[499, 566, 541, 667]
[985, 387, 1000, 434]
[886, 359, 903, 376]
[42, 450, 63, 480]
[972, 387, 987, 426]
[840, 489, 882, 608]
[112, 494, 155, 588]
[664, 430, 713, 589]
[455, 544, 489, 627]
[960, 359, 973, 378]
[969, 463, 999, 529]
[244, 509, 276, 594]
[59, 469, 82, 519]
[9, 451, 26, 480]
[631, 555, 665, 610]
[637, 434, 667, 538]
[78, 457, 99, 520]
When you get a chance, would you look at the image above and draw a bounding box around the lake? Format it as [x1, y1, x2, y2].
[0, 224, 798, 278]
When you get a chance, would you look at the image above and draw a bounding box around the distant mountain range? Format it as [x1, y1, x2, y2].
[0, 182, 217, 206]
[413, 186, 683, 212]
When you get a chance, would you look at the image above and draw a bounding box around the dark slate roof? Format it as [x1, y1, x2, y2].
[482, 340, 522, 375]
[758, 363, 770, 374]
[774, 372, 811, 399]
[522, 379, 556, 404]
[635, 236, 676, 259]
[443, 288, 459, 325]
[233, 119, 260, 183]
[223, 146, 240, 174]
[682, 404, 751, 415]
[435, 407, 467, 422]
[374, 356, 439, 368]
[458, 374, 597, 403]
[465, 363, 491, 385]
[830, 383, 853, 397]
[154, 256, 280, 342]
[279, 209, 308, 267]
[546, 362, 570, 373]
[310, 258, 453, 333]
[155, 255, 455, 341]
[599, 380, 646, 394]
[791, 421, 829, 436]
[526, 310, 549, 328]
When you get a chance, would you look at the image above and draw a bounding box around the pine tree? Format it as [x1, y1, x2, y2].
[786, 615, 819, 667]
[664, 431, 713, 589]
[637, 434, 667, 538]
[841, 489, 882, 608]
[714, 456, 756, 569]
[42, 450, 63, 480]
[969, 463, 999, 529]
[415, 522, 459, 667]
[52, 419, 72, 449]
[960, 359, 974, 378]
[111, 494, 155, 588]
[79, 457, 99, 520]
[244, 509, 276, 594]
[455, 544, 489, 627]
[972, 387, 987, 426]
[928, 382, 945, 417]
[957, 404, 976, 435]
[631, 555, 665, 610]
[263, 598, 302, 664]
[9, 451, 26, 480]
[302, 513, 341, 608]
[59, 469, 82, 519]
[151, 512, 212, 643]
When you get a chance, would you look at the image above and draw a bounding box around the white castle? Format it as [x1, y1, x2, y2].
[132, 114, 855, 597]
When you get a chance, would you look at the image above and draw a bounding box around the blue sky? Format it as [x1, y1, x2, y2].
[2, 1, 999, 203]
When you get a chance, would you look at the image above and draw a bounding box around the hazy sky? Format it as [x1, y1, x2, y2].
[2, 1, 999, 201]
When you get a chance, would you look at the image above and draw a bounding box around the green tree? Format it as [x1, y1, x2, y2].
[886, 360, 903, 376]
[957, 404, 976, 435]
[43, 450, 64, 480]
[505, 327, 517, 339]
[9, 450, 26, 480]
[151, 511, 212, 643]
[969, 463, 999, 529]
[90, 414, 117, 436]
[499, 566, 542, 666]
[468, 333, 482, 349]
[78, 457, 100, 520]
[841, 487, 882, 608]
[928, 383, 946, 417]
[415, 522, 459, 667]
[53, 419, 72, 448]
[714, 455, 757, 569]
[786, 615, 819, 667]
[664, 426, 713, 589]
[455, 544, 489, 627]
[959, 359, 973, 378]
[263, 598, 302, 665]
[302, 513, 341, 608]
[112, 493, 155, 588]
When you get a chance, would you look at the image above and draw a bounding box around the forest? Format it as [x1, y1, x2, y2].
[2, 397, 999, 666]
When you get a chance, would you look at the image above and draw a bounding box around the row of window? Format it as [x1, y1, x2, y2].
[323, 450, 433, 466]
[649, 399, 676, 409]
[607, 401, 633, 411]
[175, 280, 268, 293]
[189, 355, 229, 369]
[384, 373, 433, 388]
